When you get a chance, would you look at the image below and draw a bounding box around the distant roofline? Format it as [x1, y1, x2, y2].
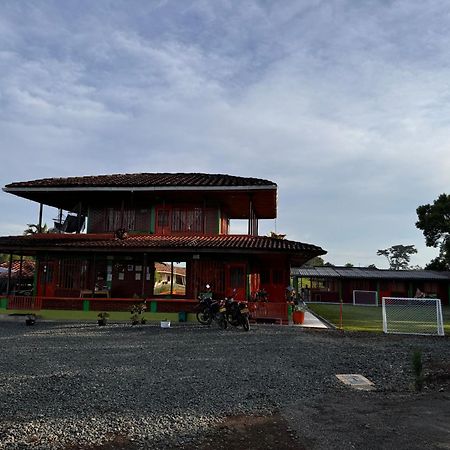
[291, 265, 450, 280]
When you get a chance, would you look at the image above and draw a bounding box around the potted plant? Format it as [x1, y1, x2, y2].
[292, 303, 306, 325]
[160, 318, 171, 328]
[130, 302, 147, 325]
[97, 312, 109, 326]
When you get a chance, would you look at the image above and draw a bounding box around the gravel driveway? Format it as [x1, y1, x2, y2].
[0, 321, 449, 449]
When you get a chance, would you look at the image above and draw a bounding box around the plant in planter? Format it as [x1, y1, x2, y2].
[25, 314, 36, 326]
[292, 302, 307, 324]
[97, 312, 109, 326]
[130, 302, 147, 325]
[160, 318, 171, 328]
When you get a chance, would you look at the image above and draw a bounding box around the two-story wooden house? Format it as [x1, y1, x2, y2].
[0, 173, 326, 309]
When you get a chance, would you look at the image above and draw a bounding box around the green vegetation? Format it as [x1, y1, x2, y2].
[377, 244, 418, 270]
[308, 304, 450, 333]
[416, 193, 450, 270]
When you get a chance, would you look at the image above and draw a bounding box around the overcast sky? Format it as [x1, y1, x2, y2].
[1, 0, 449, 268]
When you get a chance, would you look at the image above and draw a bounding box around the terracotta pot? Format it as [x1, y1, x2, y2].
[293, 310, 305, 325]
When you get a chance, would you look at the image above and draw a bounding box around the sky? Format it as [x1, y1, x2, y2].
[1, 0, 449, 268]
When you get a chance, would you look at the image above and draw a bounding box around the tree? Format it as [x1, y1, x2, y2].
[303, 256, 325, 267]
[344, 262, 354, 267]
[377, 245, 418, 270]
[416, 193, 450, 270]
[23, 223, 48, 235]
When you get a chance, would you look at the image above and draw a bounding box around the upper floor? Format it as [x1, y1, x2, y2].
[3, 172, 278, 236]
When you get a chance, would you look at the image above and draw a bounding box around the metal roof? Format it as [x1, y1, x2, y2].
[291, 266, 450, 281]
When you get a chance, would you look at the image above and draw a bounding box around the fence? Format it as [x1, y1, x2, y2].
[3, 296, 290, 325]
[248, 302, 289, 324]
[4, 296, 198, 314]
[6, 296, 42, 310]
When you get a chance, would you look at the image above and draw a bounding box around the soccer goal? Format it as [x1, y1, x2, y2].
[382, 297, 445, 336]
[353, 290, 378, 306]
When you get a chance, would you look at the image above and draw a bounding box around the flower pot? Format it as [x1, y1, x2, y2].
[293, 310, 305, 325]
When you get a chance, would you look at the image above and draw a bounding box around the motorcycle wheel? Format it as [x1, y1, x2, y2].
[242, 316, 250, 331]
[226, 313, 239, 327]
[196, 309, 212, 325]
[218, 315, 228, 329]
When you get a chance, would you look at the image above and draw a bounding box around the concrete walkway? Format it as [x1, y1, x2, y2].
[293, 311, 328, 329]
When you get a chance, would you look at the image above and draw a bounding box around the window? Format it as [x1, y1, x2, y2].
[155, 207, 218, 234]
[105, 208, 136, 231]
[154, 261, 186, 296]
[157, 209, 169, 230]
[171, 208, 203, 232]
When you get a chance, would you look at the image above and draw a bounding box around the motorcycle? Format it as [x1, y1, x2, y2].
[224, 292, 250, 331]
[196, 285, 228, 329]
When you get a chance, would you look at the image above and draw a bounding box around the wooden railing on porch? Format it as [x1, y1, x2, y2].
[4, 296, 290, 324]
[248, 302, 289, 325]
[5, 295, 199, 313]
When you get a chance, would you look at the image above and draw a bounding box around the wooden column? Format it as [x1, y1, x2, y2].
[6, 253, 13, 295]
[18, 255, 23, 293]
[38, 203, 43, 232]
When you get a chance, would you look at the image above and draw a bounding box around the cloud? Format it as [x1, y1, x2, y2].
[1, 0, 449, 268]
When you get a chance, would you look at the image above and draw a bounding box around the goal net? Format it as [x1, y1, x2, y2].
[353, 290, 378, 306]
[382, 297, 445, 336]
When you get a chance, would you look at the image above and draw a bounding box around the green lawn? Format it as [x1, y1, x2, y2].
[0, 309, 196, 323]
[308, 303, 450, 334]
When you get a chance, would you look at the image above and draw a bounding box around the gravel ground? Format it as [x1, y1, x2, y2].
[0, 320, 449, 449]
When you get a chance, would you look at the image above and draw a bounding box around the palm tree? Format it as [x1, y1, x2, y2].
[23, 223, 49, 235]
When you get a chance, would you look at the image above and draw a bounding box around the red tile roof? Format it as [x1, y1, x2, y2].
[0, 233, 325, 255]
[5, 173, 276, 189]
[0, 259, 35, 278]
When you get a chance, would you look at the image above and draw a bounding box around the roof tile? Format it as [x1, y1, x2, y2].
[5, 173, 276, 189]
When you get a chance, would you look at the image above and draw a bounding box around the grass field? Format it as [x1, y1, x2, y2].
[0, 309, 196, 323]
[308, 303, 450, 334]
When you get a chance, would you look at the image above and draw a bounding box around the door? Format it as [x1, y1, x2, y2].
[225, 263, 247, 301]
[36, 260, 57, 297]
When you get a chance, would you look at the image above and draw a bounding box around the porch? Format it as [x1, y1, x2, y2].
[1, 295, 292, 325]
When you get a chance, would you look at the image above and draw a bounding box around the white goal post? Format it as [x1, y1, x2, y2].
[353, 290, 378, 306]
[382, 297, 445, 336]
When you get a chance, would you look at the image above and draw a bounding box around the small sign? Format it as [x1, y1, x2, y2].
[335, 374, 375, 391]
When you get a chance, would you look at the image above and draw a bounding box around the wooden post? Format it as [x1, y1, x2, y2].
[38, 203, 43, 233]
[18, 254, 23, 293]
[293, 276, 299, 299]
[170, 262, 174, 296]
[58, 208, 63, 233]
[77, 202, 82, 233]
[6, 253, 13, 295]
[141, 253, 147, 298]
